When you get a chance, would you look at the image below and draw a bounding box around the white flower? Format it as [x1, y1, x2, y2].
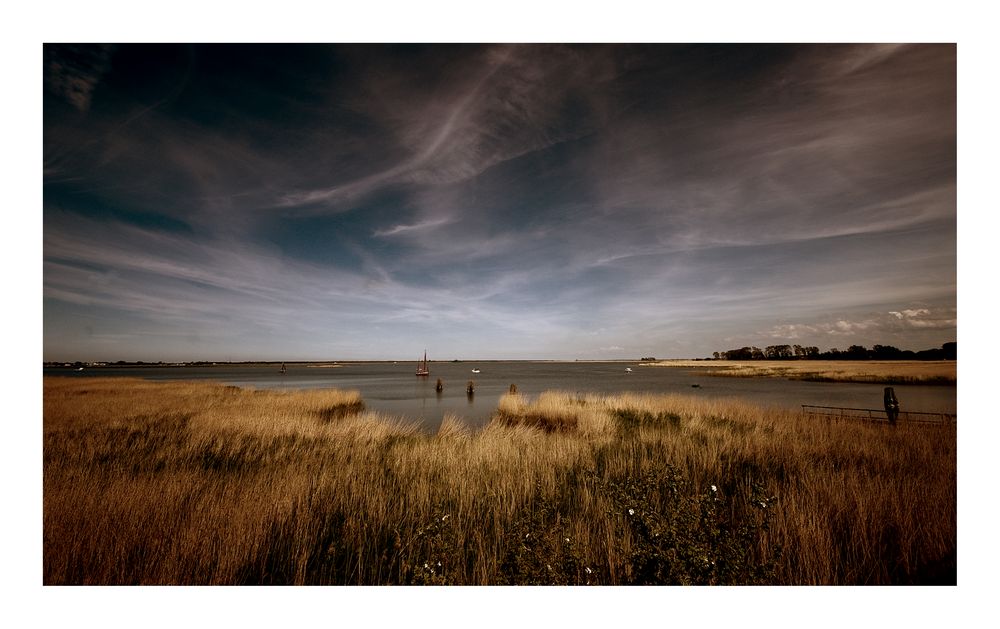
[565, 537, 570, 543]
[710, 485, 717, 492]
[585, 567, 592, 574]
[628, 509, 635, 515]
[441, 514, 449, 521]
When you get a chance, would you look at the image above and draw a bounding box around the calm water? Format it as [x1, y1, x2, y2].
[45, 361, 957, 432]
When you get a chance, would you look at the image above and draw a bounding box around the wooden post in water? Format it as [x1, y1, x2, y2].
[435, 378, 444, 393]
[467, 380, 475, 396]
[509, 383, 517, 394]
[883, 387, 900, 425]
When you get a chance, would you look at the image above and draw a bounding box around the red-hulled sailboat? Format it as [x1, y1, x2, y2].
[415, 350, 429, 376]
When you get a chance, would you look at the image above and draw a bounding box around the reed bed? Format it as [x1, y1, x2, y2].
[644, 360, 956, 385]
[44, 377, 955, 585]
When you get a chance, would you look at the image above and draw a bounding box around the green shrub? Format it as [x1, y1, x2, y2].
[601, 467, 781, 584]
[405, 468, 783, 585]
[498, 489, 598, 585]
[611, 408, 682, 434]
[403, 505, 463, 585]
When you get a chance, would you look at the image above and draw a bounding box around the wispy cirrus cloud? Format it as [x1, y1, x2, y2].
[587, 44, 954, 256]
[279, 45, 614, 213]
[373, 217, 454, 238]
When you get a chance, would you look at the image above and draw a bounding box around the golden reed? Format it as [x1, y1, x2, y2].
[44, 377, 955, 584]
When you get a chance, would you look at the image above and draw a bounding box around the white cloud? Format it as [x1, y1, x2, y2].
[759, 306, 956, 347]
[373, 218, 453, 238]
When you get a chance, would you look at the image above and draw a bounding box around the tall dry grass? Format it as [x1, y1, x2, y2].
[644, 359, 956, 385]
[44, 377, 955, 585]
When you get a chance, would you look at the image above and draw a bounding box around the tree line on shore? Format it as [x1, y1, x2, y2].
[712, 342, 956, 361]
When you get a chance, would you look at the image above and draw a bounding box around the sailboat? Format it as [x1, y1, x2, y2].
[415, 350, 429, 376]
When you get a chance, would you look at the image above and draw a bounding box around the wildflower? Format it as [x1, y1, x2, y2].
[565, 537, 570, 543]
[710, 485, 717, 492]
[441, 514, 449, 521]
[628, 508, 635, 516]
[585, 567, 592, 574]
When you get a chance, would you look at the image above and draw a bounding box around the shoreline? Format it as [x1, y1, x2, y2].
[642, 359, 956, 385]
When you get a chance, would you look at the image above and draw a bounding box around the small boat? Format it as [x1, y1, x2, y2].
[471, 369, 480, 374]
[416, 350, 429, 376]
[625, 367, 632, 373]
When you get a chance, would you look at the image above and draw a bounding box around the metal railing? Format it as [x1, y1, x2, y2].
[801, 404, 956, 424]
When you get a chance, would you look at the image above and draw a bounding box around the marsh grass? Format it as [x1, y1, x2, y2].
[645, 360, 956, 385]
[44, 377, 955, 585]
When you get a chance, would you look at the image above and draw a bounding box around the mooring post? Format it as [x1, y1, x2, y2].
[509, 383, 517, 394]
[435, 378, 444, 393]
[467, 380, 475, 396]
[884, 386, 900, 425]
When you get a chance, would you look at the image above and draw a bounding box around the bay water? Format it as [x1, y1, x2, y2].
[45, 361, 957, 432]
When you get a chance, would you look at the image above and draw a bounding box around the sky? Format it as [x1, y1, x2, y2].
[42, 43, 956, 361]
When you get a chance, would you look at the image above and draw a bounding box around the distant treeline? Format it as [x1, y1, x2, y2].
[713, 342, 956, 361]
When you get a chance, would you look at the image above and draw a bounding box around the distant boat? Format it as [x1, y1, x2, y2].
[471, 369, 481, 374]
[279, 362, 287, 374]
[625, 367, 632, 373]
[416, 350, 429, 376]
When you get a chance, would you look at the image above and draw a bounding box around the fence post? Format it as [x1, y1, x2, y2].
[883, 387, 899, 425]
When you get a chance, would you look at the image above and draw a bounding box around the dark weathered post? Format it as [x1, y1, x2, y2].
[436, 378, 444, 393]
[467, 380, 475, 396]
[883, 387, 900, 425]
[509, 383, 518, 394]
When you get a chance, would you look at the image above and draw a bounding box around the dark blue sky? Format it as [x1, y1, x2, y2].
[43, 43, 956, 361]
